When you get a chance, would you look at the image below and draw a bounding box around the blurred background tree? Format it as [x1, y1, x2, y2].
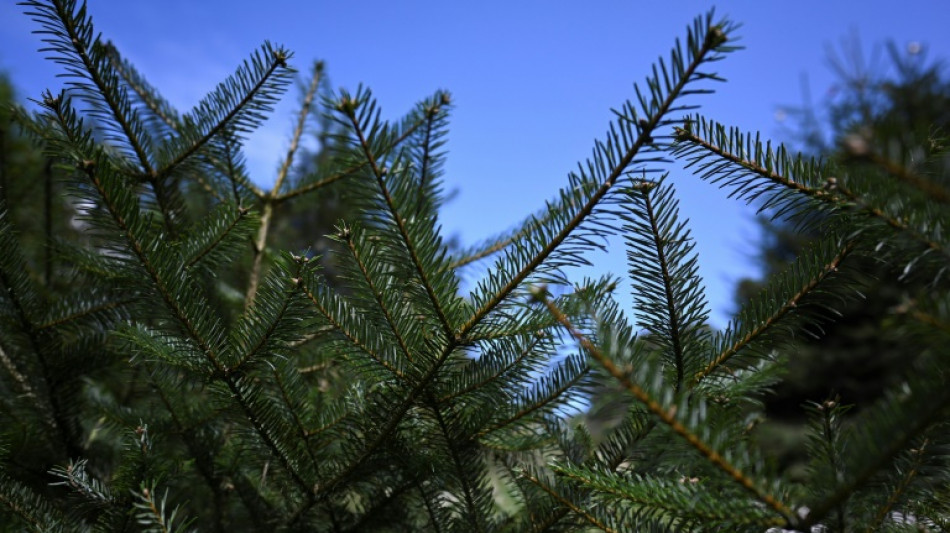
[738, 39, 950, 477]
[0, 74, 75, 286]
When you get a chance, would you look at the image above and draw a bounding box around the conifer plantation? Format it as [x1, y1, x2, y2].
[1, 1, 948, 531]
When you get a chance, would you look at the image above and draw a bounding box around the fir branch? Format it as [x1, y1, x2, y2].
[245, 201, 273, 308]
[101, 40, 180, 132]
[298, 276, 409, 383]
[624, 179, 709, 392]
[415, 480, 446, 533]
[865, 437, 930, 532]
[0, 491, 45, 531]
[229, 259, 306, 372]
[293, 322, 472, 525]
[148, 371, 230, 530]
[180, 204, 254, 271]
[306, 365, 442, 501]
[803, 378, 950, 528]
[459, 17, 731, 339]
[833, 179, 945, 253]
[865, 148, 950, 206]
[450, 234, 519, 270]
[339, 98, 456, 340]
[426, 394, 487, 532]
[414, 96, 449, 215]
[220, 133, 264, 200]
[529, 411, 661, 531]
[540, 295, 797, 526]
[270, 364, 322, 475]
[0, 471, 66, 531]
[449, 208, 554, 270]
[101, 40, 261, 204]
[105, 59, 227, 204]
[276, 62, 323, 195]
[49, 458, 113, 504]
[77, 158, 225, 373]
[296, 358, 331, 374]
[275, 104, 426, 203]
[45, 98, 315, 502]
[634, 182, 688, 388]
[475, 354, 589, 439]
[673, 120, 947, 253]
[694, 239, 856, 385]
[304, 403, 347, 439]
[339, 222, 415, 363]
[437, 331, 547, 404]
[23, 0, 155, 174]
[0, 342, 36, 401]
[298, 19, 739, 516]
[274, 170, 352, 202]
[344, 477, 422, 532]
[42, 159, 53, 285]
[549, 465, 785, 529]
[156, 42, 293, 179]
[133, 484, 194, 533]
[0, 208, 73, 454]
[20, 1, 190, 235]
[805, 398, 849, 531]
[906, 305, 950, 334]
[520, 470, 618, 533]
[672, 120, 834, 212]
[246, 62, 322, 305]
[36, 296, 133, 331]
[228, 376, 315, 499]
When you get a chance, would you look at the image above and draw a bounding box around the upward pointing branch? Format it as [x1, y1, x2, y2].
[246, 62, 322, 308]
[459, 24, 729, 339]
[540, 294, 796, 526]
[342, 100, 456, 341]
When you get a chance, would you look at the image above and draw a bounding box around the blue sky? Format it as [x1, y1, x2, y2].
[2, 1, 948, 326]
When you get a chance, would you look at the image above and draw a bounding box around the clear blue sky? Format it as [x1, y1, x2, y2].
[2, 1, 948, 326]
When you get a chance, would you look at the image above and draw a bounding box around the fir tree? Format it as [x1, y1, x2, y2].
[0, 1, 948, 532]
[735, 42, 950, 478]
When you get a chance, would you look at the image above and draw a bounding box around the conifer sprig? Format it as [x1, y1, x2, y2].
[695, 237, 858, 384]
[539, 294, 797, 526]
[245, 62, 323, 305]
[155, 41, 293, 179]
[21, 0, 156, 174]
[0, 207, 74, 454]
[133, 484, 193, 533]
[520, 469, 618, 533]
[336, 90, 458, 339]
[672, 116, 833, 221]
[274, 113, 427, 202]
[802, 367, 950, 528]
[462, 14, 737, 341]
[101, 40, 181, 132]
[0, 470, 66, 531]
[672, 116, 950, 257]
[298, 267, 411, 383]
[38, 89, 319, 505]
[622, 178, 710, 391]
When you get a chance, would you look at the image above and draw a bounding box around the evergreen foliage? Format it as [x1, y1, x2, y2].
[1, 2, 948, 531]
[737, 41, 950, 420]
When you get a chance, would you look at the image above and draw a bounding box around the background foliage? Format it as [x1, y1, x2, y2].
[1, 2, 948, 532]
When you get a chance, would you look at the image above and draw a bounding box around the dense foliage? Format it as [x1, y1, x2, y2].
[1, 2, 948, 531]
[732, 44, 950, 480]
